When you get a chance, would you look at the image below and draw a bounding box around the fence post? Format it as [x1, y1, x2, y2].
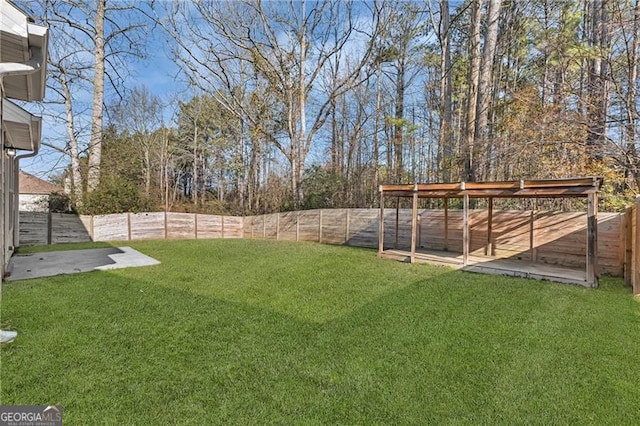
[635, 197, 640, 295]
[194, 214, 198, 239]
[529, 210, 537, 262]
[319, 209, 323, 243]
[127, 213, 132, 241]
[345, 209, 350, 245]
[276, 213, 280, 240]
[47, 212, 52, 245]
[222, 216, 225, 239]
[164, 211, 168, 239]
[622, 209, 630, 285]
[296, 211, 300, 241]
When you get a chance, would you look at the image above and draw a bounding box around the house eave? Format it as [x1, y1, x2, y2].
[2, 99, 41, 152]
[0, 1, 48, 101]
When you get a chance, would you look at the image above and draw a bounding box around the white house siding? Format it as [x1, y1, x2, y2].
[19, 194, 48, 212]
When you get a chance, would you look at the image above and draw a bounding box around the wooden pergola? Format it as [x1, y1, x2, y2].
[378, 177, 603, 287]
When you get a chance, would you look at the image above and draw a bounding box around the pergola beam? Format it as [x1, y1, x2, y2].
[381, 187, 599, 199]
[380, 177, 602, 194]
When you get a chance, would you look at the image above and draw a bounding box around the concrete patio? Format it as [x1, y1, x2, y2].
[6, 247, 160, 281]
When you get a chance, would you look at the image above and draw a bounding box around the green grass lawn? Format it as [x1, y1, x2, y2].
[1, 239, 639, 424]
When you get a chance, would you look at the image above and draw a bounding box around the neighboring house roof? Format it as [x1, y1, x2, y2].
[19, 171, 63, 195]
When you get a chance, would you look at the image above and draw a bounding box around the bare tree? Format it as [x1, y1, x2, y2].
[56, 66, 85, 198]
[25, 0, 149, 197]
[160, 0, 383, 206]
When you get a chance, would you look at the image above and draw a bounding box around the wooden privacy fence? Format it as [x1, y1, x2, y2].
[19, 212, 93, 246]
[624, 197, 640, 295]
[18, 211, 243, 245]
[18, 208, 637, 292]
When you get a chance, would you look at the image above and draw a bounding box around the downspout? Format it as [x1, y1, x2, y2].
[13, 140, 40, 250]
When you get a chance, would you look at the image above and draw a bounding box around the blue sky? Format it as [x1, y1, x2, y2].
[20, 0, 455, 181]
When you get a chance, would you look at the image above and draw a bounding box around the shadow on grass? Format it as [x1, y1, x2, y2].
[122, 240, 458, 324]
[15, 241, 120, 254]
[1, 248, 638, 424]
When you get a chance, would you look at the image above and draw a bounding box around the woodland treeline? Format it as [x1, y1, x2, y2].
[24, 0, 640, 214]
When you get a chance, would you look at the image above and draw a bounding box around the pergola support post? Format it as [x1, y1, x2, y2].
[444, 197, 449, 251]
[587, 191, 598, 287]
[378, 187, 384, 256]
[486, 197, 493, 256]
[463, 188, 469, 266]
[395, 197, 400, 249]
[410, 183, 418, 263]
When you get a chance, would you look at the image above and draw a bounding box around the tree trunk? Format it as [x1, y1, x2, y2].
[248, 137, 261, 212]
[438, 0, 453, 182]
[192, 122, 199, 205]
[462, 0, 483, 182]
[330, 97, 339, 171]
[160, 128, 170, 211]
[394, 59, 405, 183]
[626, 0, 640, 183]
[586, 0, 610, 160]
[373, 64, 382, 193]
[294, 0, 307, 206]
[238, 117, 246, 212]
[87, 0, 106, 192]
[60, 71, 82, 198]
[144, 146, 151, 196]
[473, 0, 502, 180]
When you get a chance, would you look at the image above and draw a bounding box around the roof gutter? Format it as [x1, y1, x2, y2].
[0, 46, 44, 77]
